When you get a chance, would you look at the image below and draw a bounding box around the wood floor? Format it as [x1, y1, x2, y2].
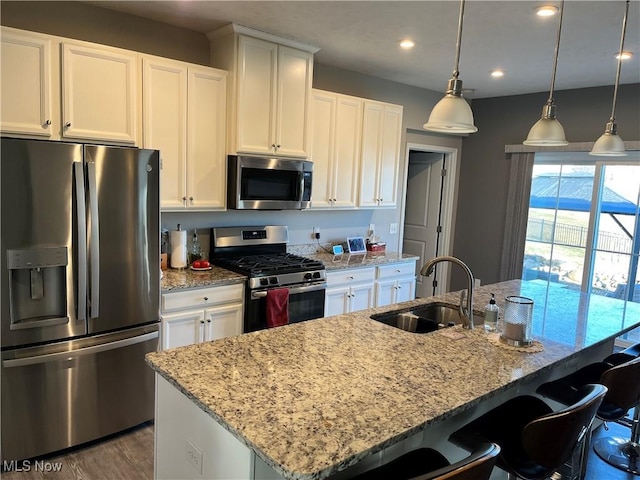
[2, 419, 638, 479]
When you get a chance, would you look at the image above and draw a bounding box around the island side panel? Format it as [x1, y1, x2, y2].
[155, 374, 253, 479]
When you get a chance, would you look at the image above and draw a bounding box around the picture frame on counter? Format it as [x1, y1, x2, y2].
[347, 237, 366, 254]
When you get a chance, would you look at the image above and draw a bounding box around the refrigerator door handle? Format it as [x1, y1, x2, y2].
[74, 161, 87, 321]
[87, 160, 100, 319]
[2, 331, 158, 368]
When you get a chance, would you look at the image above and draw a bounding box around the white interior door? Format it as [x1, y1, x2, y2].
[402, 151, 445, 298]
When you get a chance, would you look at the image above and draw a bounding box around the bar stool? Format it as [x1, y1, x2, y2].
[449, 383, 607, 480]
[350, 441, 500, 480]
[536, 355, 640, 476]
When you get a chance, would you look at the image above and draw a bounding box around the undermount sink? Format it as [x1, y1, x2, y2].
[370, 303, 463, 334]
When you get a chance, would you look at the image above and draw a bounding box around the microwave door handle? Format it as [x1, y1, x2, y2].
[74, 162, 87, 321]
[87, 160, 100, 319]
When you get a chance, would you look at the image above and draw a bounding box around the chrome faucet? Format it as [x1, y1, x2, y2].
[420, 256, 475, 330]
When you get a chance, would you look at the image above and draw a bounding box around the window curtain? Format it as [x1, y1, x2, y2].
[499, 152, 535, 281]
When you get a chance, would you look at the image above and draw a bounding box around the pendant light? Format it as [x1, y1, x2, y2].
[590, 0, 629, 156]
[423, 0, 477, 134]
[523, 0, 568, 146]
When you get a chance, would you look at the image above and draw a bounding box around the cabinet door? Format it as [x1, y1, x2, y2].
[350, 283, 375, 313]
[1, 29, 53, 137]
[325, 286, 350, 317]
[332, 95, 362, 208]
[62, 42, 138, 144]
[377, 104, 403, 208]
[309, 91, 335, 209]
[275, 46, 312, 157]
[205, 303, 243, 341]
[394, 277, 416, 304]
[142, 56, 188, 210]
[162, 310, 205, 350]
[375, 279, 397, 308]
[236, 35, 277, 155]
[187, 65, 227, 210]
[359, 102, 383, 207]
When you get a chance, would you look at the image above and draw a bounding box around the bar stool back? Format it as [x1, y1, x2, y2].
[450, 384, 607, 480]
[349, 441, 500, 480]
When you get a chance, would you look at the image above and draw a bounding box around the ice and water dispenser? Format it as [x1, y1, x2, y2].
[6, 247, 69, 329]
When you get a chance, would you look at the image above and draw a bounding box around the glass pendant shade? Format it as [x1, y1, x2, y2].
[523, 104, 568, 146]
[589, 1, 629, 157]
[590, 122, 626, 156]
[423, 0, 477, 134]
[423, 92, 477, 133]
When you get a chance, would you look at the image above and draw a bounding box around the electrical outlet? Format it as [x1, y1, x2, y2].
[186, 439, 203, 474]
[369, 224, 375, 236]
[313, 226, 320, 240]
[390, 223, 398, 234]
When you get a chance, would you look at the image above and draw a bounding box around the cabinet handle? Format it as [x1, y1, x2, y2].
[203, 297, 209, 301]
[182, 196, 187, 204]
[276, 144, 281, 148]
[349, 276, 354, 280]
[65, 122, 71, 128]
[189, 196, 194, 204]
[395, 269, 401, 273]
[43, 120, 51, 127]
[200, 320, 205, 324]
[207, 319, 211, 323]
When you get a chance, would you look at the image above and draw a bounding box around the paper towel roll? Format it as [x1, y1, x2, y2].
[170, 230, 187, 268]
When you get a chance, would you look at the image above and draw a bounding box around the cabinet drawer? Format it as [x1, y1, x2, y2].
[162, 283, 244, 312]
[377, 262, 416, 280]
[326, 267, 375, 286]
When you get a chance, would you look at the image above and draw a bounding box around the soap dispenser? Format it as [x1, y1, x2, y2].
[484, 293, 499, 332]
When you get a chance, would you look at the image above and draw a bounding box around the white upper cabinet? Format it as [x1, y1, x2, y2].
[186, 65, 227, 210]
[310, 89, 362, 209]
[143, 56, 227, 211]
[1, 28, 55, 137]
[359, 101, 403, 208]
[62, 42, 138, 144]
[210, 25, 317, 158]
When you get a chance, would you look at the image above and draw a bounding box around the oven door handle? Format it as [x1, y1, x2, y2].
[251, 282, 326, 299]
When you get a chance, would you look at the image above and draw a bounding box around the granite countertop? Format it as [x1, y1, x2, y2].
[161, 266, 245, 292]
[161, 252, 418, 291]
[146, 279, 640, 479]
[306, 251, 418, 271]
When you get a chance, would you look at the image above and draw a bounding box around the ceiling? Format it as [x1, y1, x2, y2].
[86, 1, 640, 99]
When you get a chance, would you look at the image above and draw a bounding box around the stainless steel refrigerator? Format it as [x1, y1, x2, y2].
[0, 137, 160, 462]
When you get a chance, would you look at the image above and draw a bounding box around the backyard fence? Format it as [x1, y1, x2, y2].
[526, 218, 632, 253]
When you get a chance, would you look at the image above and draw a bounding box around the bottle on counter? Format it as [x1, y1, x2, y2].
[189, 231, 202, 265]
[484, 293, 499, 332]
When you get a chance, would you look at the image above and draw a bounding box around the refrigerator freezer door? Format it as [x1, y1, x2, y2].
[0, 323, 159, 462]
[84, 145, 160, 334]
[1, 138, 87, 348]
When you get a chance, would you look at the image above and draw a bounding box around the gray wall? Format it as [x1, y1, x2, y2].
[451, 83, 640, 290]
[1, 1, 458, 252]
[0, 1, 210, 65]
[5, 1, 637, 289]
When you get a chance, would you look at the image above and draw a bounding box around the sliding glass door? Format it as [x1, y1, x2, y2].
[522, 152, 640, 346]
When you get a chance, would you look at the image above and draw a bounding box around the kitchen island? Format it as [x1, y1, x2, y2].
[146, 279, 640, 480]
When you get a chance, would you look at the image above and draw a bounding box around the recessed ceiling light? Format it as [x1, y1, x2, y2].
[616, 51, 633, 60]
[491, 70, 505, 78]
[399, 39, 415, 49]
[536, 5, 559, 17]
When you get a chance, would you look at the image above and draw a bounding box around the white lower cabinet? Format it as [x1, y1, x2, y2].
[161, 283, 244, 350]
[325, 267, 375, 316]
[375, 261, 417, 307]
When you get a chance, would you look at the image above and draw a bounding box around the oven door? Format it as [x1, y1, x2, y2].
[245, 282, 326, 332]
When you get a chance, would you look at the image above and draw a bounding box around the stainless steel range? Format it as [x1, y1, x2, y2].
[210, 226, 326, 332]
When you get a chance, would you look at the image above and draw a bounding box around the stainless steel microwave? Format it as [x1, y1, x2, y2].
[227, 155, 313, 210]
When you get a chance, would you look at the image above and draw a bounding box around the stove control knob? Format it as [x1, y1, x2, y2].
[313, 272, 321, 279]
[269, 277, 278, 285]
[260, 278, 269, 286]
[304, 273, 313, 280]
